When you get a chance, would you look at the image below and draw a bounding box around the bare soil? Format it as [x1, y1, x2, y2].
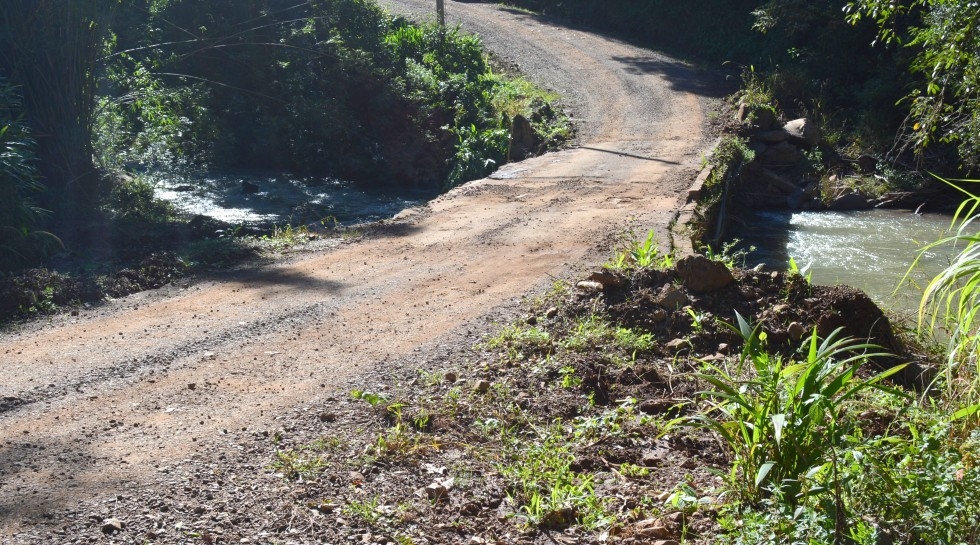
[0, 1, 748, 542]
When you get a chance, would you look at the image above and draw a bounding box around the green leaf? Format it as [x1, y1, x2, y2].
[952, 403, 980, 421]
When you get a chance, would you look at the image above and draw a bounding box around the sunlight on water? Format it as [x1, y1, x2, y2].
[154, 173, 435, 227]
[728, 209, 957, 317]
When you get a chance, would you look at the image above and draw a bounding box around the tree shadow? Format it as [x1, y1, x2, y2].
[478, 4, 736, 99]
[0, 431, 104, 529]
[611, 56, 737, 99]
[724, 208, 794, 269]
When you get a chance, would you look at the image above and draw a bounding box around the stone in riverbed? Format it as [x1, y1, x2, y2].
[829, 192, 870, 211]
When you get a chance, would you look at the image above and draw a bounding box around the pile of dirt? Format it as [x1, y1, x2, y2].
[0, 253, 188, 323]
[31, 263, 915, 545]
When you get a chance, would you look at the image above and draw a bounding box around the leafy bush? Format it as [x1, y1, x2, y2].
[94, 61, 216, 176]
[722, 414, 980, 545]
[687, 312, 905, 503]
[847, 0, 980, 168]
[0, 78, 59, 273]
[912, 177, 980, 411]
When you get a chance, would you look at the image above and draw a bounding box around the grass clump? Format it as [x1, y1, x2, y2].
[498, 424, 611, 530]
[605, 227, 674, 272]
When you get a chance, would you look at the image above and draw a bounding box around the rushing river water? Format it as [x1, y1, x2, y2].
[154, 173, 436, 227]
[727, 209, 958, 317]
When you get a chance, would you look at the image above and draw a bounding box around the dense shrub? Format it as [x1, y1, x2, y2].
[0, 78, 59, 272]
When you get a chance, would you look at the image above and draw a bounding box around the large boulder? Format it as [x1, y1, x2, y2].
[753, 129, 790, 144]
[783, 118, 821, 148]
[510, 114, 537, 159]
[675, 255, 734, 293]
[829, 192, 870, 211]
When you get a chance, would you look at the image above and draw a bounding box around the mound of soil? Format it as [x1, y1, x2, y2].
[0, 253, 188, 322]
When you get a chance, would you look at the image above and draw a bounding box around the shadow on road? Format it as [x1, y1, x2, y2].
[612, 56, 735, 98]
[480, 5, 736, 100]
[0, 432, 102, 531]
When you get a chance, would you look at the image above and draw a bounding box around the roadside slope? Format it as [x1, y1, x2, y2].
[0, 1, 721, 538]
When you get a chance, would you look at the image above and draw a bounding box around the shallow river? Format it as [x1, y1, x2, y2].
[727, 209, 957, 318]
[154, 173, 435, 227]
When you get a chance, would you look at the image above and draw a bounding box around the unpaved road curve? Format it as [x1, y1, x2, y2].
[0, 1, 722, 538]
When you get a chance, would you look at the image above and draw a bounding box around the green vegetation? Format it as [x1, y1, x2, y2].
[846, 1, 980, 168]
[913, 177, 980, 411]
[0, 0, 571, 283]
[503, 0, 979, 180]
[0, 77, 60, 270]
[605, 228, 674, 271]
[498, 424, 611, 530]
[685, 313, 906, 503]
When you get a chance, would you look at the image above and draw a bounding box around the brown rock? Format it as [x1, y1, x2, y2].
[576, 280, 604, 293]
[635, 518, 672, 539]
[655, 285, 690, 309]
[639, 399, 680, 417]
[425, 477, 454, 501]
[641, 450, 668, 468]
[829, 192, 870, 211]
[510, 114, 537, 158]
[788, 322, 806, 341]
[101, 518, 125, 534]
[589, 269, 625, 287]
[737, 103, 779, 131]
[675, 255, 735, 293]
[753, 129, 790, 144]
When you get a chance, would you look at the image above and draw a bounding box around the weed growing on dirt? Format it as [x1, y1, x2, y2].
[271, 448, 328, 481]
[683, 312, 906, 503]
[484, 323, 552, 363]
[605, 228, 673, 272]
[498, 423, 611, 530]
[344, 496, 383, 526]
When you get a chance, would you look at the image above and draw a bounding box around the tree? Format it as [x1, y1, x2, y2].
[0, 1, 119, 216]
[846, 0, 980, 168]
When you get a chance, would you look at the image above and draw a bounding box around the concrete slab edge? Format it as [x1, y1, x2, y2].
[671, 137, 722, 257]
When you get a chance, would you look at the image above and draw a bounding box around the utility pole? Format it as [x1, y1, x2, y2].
[436, 0, 445, 26]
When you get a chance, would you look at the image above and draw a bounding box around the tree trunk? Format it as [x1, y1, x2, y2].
[0, 1, 115, 217]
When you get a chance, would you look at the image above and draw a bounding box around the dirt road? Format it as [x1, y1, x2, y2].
[0, 1, 722, 538]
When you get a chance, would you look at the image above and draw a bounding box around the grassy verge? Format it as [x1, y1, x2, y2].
[256, 228, 977, 544]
